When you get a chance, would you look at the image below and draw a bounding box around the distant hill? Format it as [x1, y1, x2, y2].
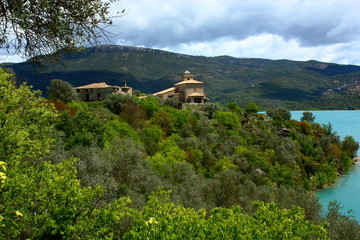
[4, 45, 360, 110]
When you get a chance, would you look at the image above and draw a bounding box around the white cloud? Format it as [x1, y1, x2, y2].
[1, 0, 360, 65]
[0, 50, 25, 63]
[164, 34, 360, 65]
[106, 0, 360, 65]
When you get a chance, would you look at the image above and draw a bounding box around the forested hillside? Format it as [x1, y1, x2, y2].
[1, 68, 360, 239]
[3, 45, 360, 110]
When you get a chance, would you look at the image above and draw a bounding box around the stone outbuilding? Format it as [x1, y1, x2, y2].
[153, 71, 208, 104]
[74, 81, 132, 101]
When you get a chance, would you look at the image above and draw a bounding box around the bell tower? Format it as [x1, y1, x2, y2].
[182, 70, 194, 81]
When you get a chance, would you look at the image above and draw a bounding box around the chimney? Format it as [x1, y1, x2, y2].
[123, 81, 127, 87]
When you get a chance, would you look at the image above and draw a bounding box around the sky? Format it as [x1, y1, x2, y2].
[1, 0, 360, 65]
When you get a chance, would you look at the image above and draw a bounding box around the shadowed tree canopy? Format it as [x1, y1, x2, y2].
[0, 0, 122, 60]
[266, 107, 291, 122]
[245, 102, 260, 114]
[48, 79, 78, 103]
[301, 111, 316, 123]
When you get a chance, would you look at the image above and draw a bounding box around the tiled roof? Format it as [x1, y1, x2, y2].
[74, 82, 116, 89]
[153, 87, 175, 95]
[188, 92, 205, 97]
[175, 80, 203, 86]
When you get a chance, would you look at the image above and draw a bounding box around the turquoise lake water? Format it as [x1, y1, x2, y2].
[291, 110, 360, 221]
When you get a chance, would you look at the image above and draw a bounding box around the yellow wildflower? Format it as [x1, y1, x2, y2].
[15, 211, 23, 217]
[145, 217, 158, 226]
[0, 172, 6, 183]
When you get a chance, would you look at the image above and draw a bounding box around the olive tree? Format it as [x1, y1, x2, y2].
[0, 0, 123, 60]
[48, 79, 78, 103]
[245, 102, 260, 114]
[266, 107, 291, 121]
[301, 111, 316, 123]
[104, 93, 136, 115]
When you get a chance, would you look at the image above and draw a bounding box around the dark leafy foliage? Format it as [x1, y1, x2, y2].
[266, 107, 292, 121]
[104, 93, 136, 115]
[301, 111, 316, 123]
[56, 111, 106, 149]
[47, 79, 78, 103]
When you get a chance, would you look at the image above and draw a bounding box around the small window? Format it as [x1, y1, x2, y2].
[195, 98, 202, 103]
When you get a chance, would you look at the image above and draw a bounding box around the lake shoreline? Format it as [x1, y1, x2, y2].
[292, 110, 360, 221]
[312, 157, 360, 193]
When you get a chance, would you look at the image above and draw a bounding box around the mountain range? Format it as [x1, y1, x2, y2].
[2, 45, 360, 110]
